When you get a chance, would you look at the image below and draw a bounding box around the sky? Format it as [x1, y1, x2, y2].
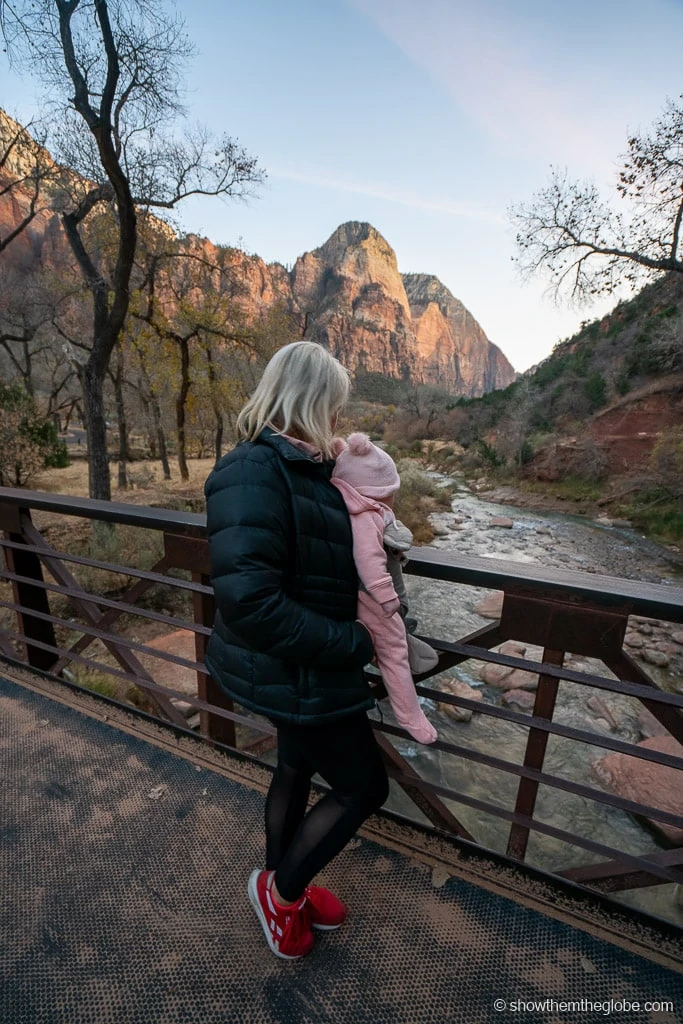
[1, 0, 683, 372]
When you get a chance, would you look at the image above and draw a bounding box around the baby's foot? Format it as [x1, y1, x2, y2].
[406, 718, 438, 745]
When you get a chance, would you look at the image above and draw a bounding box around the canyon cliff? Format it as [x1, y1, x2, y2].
[0, 110, 516, 395]
[291, 222, 516, 393]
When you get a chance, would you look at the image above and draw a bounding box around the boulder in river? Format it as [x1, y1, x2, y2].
[479, 662, 538, 690]
[502, 689, 536, 711]
[592, 736, 683, 844]
[438, 678, 483, 722]
[473, 591, 504, 619]
[489, 516, 513, 528]
[642, 648, 670, 667]
[587, 695, 619, 730]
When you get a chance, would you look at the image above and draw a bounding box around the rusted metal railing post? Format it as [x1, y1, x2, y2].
[0, 503, 57, 672]
[164, 533, 236, 747]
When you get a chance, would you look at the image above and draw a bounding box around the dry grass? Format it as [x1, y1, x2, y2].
[33, 456, 218, 505]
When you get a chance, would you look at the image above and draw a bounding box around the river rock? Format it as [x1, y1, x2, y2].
[479, 662, 513, 686]
[474, 591, 504, 619]
[624, 633, 644, 649]
[489, 516, 513, 528]
[479, 662, 538, 690]
[502, 689, 536, 711]
[672, 631, 683, 645]
[438, 679, 483, 722]
[499, 640, 527, 658]
[432, 523, 450, 536]
[638, 623, 653, 635]
[504, 668, 539, 691]
[592, 736, 683, 844]
[642, 648, 669, 667]
[587, 695, 619, 730]
[637, 708, 670, 740]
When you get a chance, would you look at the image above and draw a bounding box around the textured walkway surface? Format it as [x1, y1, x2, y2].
[1, 669, 682, 1024]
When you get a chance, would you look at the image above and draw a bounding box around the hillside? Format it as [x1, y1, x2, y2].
[454, 272, 683, 477]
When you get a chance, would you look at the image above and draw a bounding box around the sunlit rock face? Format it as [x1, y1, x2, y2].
[293, 223, 516, 394]
[403, 272, 515, 394]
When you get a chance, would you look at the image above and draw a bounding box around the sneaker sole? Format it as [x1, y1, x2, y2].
[311, 921, 343, 931]
[247, 870, 311, 960]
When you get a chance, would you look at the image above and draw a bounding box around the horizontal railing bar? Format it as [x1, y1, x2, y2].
[0, 487, 206, 536]
[406, 548, 683, 623]
[7, 592, 682, 797]
[405, 724, 683, 828]
[0, 537, 213, 595]
[2, 487, 682, 620]
[0, 638, 274, 735]
[0, 569, 212, 636]
[382, 762, 683, 885]
[421, 637, 683, 709]
[0, 597, 210, 675]
[416, 682, 683, 771]
[3, 562, 682, 711]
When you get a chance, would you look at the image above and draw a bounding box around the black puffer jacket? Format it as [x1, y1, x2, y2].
[204, 429, 375, 724]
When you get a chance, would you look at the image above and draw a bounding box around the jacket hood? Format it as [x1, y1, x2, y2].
[331, 476, 388, 515]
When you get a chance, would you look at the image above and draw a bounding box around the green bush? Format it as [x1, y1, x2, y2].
[478, 439, 506, 468]
[583, 372, 607, 411]
[616, 374, 631, 396]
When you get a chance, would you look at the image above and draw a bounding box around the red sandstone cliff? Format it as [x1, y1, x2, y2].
[291, 222, 516, 393]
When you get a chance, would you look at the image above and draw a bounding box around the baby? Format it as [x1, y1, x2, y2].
[331, 433, 438, 745]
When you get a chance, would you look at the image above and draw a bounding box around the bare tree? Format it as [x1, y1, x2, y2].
[1, 0, 264, 501]
[511, 97, 683, 302]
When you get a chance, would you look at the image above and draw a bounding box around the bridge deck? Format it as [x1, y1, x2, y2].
[2, 666, 682, 1024]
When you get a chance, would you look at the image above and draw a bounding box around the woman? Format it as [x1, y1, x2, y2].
[204, 341, 389, 960]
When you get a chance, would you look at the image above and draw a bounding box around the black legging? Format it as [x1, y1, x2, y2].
[265, 711, 390, 902]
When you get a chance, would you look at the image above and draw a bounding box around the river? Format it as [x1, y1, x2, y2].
[384, 473, 683, 927]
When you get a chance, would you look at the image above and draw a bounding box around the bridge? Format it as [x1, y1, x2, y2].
[1, 487, 682, 1022]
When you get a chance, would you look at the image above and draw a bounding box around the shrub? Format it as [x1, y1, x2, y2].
[0, 382, 69, 485]
[583, 372, 607, 411]
[478, 439, 506, 468]
[650, 427, 683, 497]
[393, 460, 454, 544]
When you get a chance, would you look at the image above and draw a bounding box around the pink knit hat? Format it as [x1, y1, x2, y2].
[333, 432, 400, 500]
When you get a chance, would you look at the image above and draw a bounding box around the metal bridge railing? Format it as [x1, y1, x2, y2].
[1, 486, 682, 901]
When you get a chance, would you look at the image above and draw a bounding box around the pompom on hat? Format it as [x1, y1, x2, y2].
[333, 432, 400, 500]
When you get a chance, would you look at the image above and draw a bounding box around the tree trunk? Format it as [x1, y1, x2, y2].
[214, 414, 224, 463]
[113, 344, 128, 490]
[176, 337, 191, 482]
[79, 363, 111, 502]
[152, 395, 171, 480]
[204, 340, 223, 462]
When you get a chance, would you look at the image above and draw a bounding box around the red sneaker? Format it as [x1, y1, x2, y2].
[248, 870, 314, 960]
[305, 885, 348, 930]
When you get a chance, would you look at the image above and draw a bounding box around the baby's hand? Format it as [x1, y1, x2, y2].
[381, 597, 401, 617]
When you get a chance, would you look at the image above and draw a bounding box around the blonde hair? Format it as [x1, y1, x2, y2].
[236, 341, 350, 458]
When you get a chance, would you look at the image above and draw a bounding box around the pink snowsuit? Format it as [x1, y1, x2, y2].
[331, 476, 437, 744]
